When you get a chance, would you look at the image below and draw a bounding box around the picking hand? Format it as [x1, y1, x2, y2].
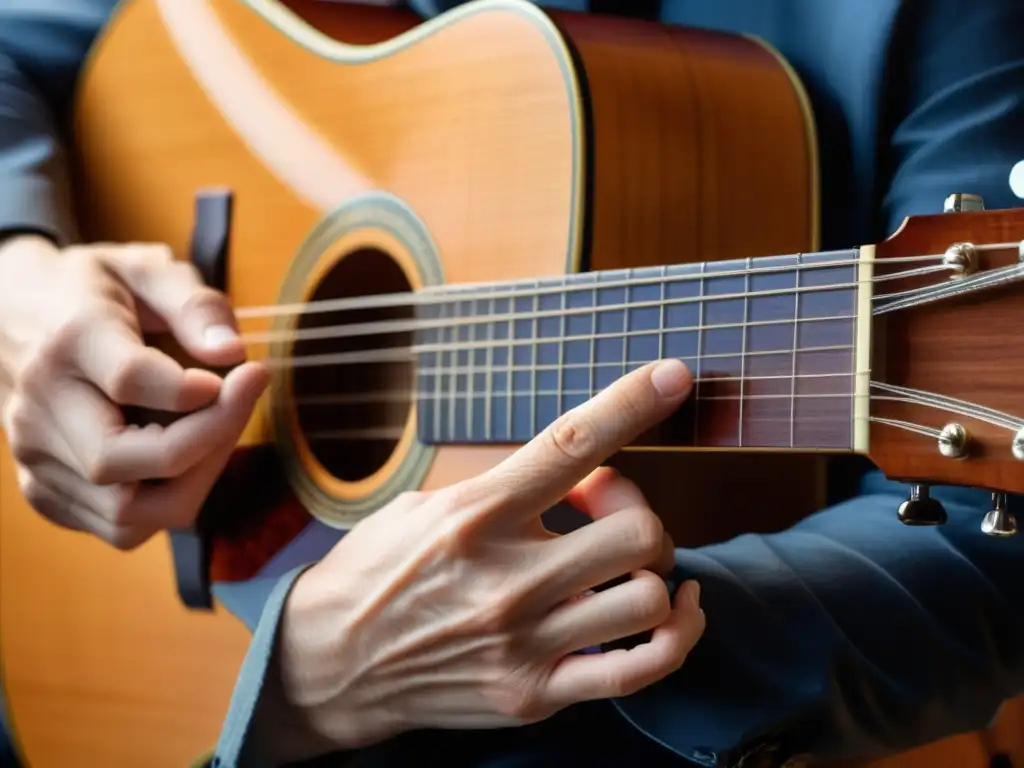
[0, 236, 268, 550]
[259, 358, 704, 763]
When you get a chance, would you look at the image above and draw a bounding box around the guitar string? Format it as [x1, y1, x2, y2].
[232, 243, 1017, 321]
[290, 377, 1023, 432]
[236, 263, 949, 348]
[244, 253, 1023, 368]
[294, 370, 862, 406]
[261, 321, 859, 369]
[298, 391, 1024, 443]
[242, 252, 957, 366]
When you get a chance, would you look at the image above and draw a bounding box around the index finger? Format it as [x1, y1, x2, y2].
[467, 359, 692, 521]
[72, 318, 222, 412]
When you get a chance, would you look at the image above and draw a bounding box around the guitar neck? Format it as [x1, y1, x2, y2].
[413, 247, 870, 454]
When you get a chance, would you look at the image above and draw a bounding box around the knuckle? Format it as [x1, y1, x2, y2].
[632, 573, 671, 622]
[603, 667, 640, 698]
[18, 475, 47, 511]
[546, 411, 598, 463]
[137, 243, 175, 264]
[17, 340, 63, 390]
[5, 403, 36, 464]
[115, 242, 173, 271]
[623, 506, 665, 561]
[153, 444, 189, 478]
[86, 450, 116, 485]
[105, 486, 138, 526]
[166, 259, 202, 284]
[104, 352, 146, 403]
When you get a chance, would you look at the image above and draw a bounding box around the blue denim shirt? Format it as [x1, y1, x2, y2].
[1, 1, 1022, 766]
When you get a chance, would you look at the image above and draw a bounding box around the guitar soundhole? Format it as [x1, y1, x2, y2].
[291, 248, 415, 482]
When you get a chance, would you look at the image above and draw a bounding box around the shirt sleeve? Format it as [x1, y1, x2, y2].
[0, 0, 114, 245]
[0, 50, 77, 245]
[210, 565, 315, 768]
[615, 487, 1024, 766]
[878, 0, 1024, 228]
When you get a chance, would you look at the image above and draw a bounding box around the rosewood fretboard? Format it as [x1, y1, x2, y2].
[414, 249, 863, 452]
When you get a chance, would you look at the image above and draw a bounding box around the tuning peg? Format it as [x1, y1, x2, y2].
[943, 193, 985, 213]
[898, 484, 948, 526]
[1012, 427, 1024, 461]
[981, 493, 1017, 538]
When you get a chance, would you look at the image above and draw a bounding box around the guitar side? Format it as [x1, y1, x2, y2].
[0, 0, 819, 763]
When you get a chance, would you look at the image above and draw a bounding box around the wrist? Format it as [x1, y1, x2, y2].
[0, 234, 61, 394]
[248, 565, 389, 763]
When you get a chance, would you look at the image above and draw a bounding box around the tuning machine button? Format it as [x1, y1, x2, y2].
[1012, 427, 1024, 461]
[937, 423, 970, 458]
[981, 493, 1017, 538]
[898, 484, 948, 526]
[943, 193, 985, 213]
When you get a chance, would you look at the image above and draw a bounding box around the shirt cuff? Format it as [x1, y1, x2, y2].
[0, 174, 77, 247]
[211, 563, 313, 768]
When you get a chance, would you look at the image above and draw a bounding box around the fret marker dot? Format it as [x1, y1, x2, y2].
[1010, 160, 1024, 200]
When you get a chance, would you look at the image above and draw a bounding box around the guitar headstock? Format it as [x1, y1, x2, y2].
[865, 195, 1023, 535]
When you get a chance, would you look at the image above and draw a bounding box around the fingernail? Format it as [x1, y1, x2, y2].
[684, 580, 701, 610]
[204, 325, 238, 349]
[651, 359, 691, 397]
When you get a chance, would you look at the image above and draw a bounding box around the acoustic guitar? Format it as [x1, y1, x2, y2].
[0, 0, 1021, 765]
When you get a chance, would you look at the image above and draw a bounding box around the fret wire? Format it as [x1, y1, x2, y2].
[484, 288, 494, 441]
[530, 280, 539, 439]
[588, 278, 597, 399]
[433, 300, 445, 440]
[657, 265, 667, 362]
[790, 252, 801, 449]
[557, 275, 567, 418]
[621, 275, 630, 380]
[467, 298, 476, 441]
[447, 301, 457, 441]
[694, 262, 706, 444]
[849, 268, 859, 448]
[506, 292, 514, 440]
[738, 258, 750, 447]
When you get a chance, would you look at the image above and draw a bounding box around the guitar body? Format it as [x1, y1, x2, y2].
[1, 0, 832, 763]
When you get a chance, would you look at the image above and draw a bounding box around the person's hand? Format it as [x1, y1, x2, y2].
[0, 235, 268, 550]
[254, 358, 704, 763]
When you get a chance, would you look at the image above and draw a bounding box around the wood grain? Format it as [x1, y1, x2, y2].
[868, 208, 1024, 494]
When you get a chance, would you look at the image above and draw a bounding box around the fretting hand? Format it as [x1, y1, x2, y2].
[255, 358, 705, 763]
[0, 235, 268, 550]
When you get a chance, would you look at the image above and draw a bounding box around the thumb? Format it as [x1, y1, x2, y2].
[101, 244, 246, 367]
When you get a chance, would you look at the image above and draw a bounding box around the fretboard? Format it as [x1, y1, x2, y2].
[414, 249, 862, 452]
